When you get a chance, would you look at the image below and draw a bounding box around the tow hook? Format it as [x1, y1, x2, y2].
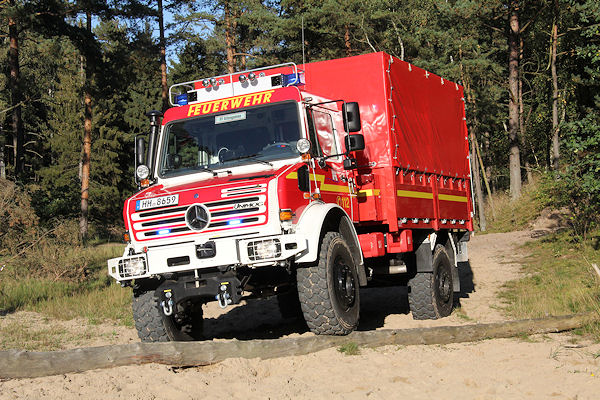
[216, 282, 233, 309]
[160, 290, 174, 316]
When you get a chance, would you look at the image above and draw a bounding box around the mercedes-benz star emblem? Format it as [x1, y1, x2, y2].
[185, 204, 210, 231]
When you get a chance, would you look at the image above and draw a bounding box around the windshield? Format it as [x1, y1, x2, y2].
[159, 101, 301, 177]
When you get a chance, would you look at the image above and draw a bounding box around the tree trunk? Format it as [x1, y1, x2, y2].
[0, 313, 592, 379]
[224, 0, 235, 74]
[508, 0, 522, 200]
[80, 11, 93, 243]
[518, 35, 533, 183]
[344, 24, 352, 57]
[8, 0, 24, 178]
[550, 0, 560, 170]
[458, 49, 487, 230]
[158, 0, 168, 112]
[470, 136, 486, 231]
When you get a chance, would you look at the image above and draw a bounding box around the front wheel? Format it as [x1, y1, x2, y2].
[408, 244, 454, 320]
[297, 232, 360, 335]
[132, 290, 204, 342]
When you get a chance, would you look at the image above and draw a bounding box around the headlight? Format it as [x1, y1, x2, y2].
[296, 138, 311, 154]
[136, 164, 150, 180]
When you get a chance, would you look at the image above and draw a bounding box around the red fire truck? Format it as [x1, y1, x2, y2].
[108, 52, 473, 341]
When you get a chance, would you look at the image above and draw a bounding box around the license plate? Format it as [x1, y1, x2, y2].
[135, 194, 179, 211]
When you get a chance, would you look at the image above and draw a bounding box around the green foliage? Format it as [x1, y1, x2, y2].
[551, 0, 600, 238]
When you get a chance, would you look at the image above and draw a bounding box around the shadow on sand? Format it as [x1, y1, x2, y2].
[202, 262, 476, 341]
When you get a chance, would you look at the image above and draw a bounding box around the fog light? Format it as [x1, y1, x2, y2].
[239, 74, 247, 83]
[247, 239, 281, 261]
[136, 164, 150, 180]
[118, 256, 147, 278]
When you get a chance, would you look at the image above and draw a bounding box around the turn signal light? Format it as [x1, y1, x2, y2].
[140, 178, 150, 187]
[301, 153, 311, 162]
[279, 209, 293, 221]
[311, 193, 321, 200]
[123, 231, 130, 243]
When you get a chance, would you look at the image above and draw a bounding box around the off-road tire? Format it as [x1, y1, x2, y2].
[132, 290, 204, 342]
[297, 232, 360, 335]
[408, 244, 454, 320]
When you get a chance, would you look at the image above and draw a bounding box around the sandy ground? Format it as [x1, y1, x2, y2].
[1, 230, 600, 399]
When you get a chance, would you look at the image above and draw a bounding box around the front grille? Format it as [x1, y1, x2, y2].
[131, 194, 267, 241]
[221, 184, 267, 197]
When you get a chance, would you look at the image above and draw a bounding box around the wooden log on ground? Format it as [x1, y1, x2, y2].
[0, 313, 594, 380]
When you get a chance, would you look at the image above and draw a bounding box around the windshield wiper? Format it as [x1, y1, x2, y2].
[225, 154, 273, 166]
[192, 166, 217, 175]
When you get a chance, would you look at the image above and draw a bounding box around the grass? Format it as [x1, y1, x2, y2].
[30, 283, 133, 327]
[0, 242, 131, 326]
[453, 306, 472, 321]
[500, 230, 600, 338]
[338, 342, 361, 356]
[483, 176, 552, 233]
[0, 321, 72, 351]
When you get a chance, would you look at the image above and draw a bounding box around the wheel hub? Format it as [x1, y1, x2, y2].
[334, 257, 356, 309]
[437, 269, 452, 303]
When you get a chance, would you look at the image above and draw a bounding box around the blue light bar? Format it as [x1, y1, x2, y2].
[176, 94, 188, 106]
[158, 228, 171, 235]
[228, 219, 242, 226]
[282, 73, 303, 87]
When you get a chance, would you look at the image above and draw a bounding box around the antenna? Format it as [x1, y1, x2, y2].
[302, 16, 306, 66]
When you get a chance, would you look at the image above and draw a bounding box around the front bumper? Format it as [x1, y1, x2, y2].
[107, 233, 307, 282]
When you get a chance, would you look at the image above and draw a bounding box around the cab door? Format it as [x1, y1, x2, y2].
[306, 106, 356, 220]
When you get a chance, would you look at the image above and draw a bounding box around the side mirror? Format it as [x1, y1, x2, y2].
[135, 136, 146, 166]
[343, 102, 361, 133]
[345, 134, 365, 153]
[297, 165, 310, 192]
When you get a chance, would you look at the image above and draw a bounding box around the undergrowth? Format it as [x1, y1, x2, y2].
[0, 227, 128, 325]
[483, 176, 553, 233]
[500, 230, 600, 338]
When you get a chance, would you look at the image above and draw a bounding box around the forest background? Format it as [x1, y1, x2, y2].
[0, 0, 599, 304]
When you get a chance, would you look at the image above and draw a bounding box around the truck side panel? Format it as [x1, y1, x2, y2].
[302, 52, 472, 233]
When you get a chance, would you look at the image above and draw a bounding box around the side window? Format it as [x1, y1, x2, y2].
[306, 108, 339, 158]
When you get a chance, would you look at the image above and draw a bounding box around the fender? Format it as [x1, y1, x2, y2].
[294, 201, 367, 286]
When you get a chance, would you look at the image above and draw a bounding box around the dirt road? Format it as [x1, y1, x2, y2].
[1, 231, 599, 399]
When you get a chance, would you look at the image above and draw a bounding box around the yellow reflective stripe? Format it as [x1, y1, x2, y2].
[357, 189, 381, 197]
[397, 190, 433, 199]
[439, 194, 468, 203]
[285, 171, 349, 194]
[321, 183, 351, 193]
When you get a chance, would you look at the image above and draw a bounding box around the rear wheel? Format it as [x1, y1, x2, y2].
[408, 244, 454, 320]
[132, 290, 204, 342]
[297, 232, 360, 335]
